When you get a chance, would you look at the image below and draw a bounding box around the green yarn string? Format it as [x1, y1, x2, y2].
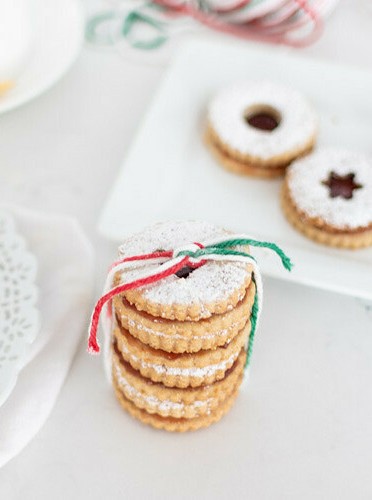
[212, 238, 293, 271]
[85, 12, 119, 46]
[246, 285, 259, 368]
[177, 238, 293, 272]
[122, 11, 167, 50]
[178, 246, 257, 261]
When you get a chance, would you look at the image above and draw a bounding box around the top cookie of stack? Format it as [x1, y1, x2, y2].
[111, 221, 255, 431]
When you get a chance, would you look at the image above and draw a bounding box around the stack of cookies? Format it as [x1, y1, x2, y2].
[110, 221, 255, 432]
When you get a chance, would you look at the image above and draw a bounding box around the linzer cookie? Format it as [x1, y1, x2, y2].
[112, 344, 246, 419]
[282, 148, 372, 249]
[119, 222, 252, 321]
[205, 81, 317, 178]
[112, 376, 241, 433]
[113, 319, 251, 388]
[88, 221, 292, 432]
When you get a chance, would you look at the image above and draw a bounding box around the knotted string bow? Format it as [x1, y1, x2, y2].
[88, 235, 292, 367]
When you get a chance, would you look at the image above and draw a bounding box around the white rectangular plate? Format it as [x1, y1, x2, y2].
[99, 38, 372, 301]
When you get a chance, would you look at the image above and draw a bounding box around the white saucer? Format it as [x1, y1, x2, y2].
[0, 0, 84, 115]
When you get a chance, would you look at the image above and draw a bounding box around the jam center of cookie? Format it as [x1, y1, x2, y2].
[322, 171, 363, 200]
[244, 105, 281, 132]
[153, 250, 195, 279]
[175, 265, 195, 279]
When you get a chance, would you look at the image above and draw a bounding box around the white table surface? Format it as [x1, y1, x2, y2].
[1, 1, 372, 498]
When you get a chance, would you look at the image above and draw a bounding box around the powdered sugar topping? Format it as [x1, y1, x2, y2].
[208, 81, 317, 159]
[118, 221, 251, 310]
[287, 148, 372, 230]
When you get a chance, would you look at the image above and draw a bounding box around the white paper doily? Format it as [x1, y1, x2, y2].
[0, 211, 39, 408]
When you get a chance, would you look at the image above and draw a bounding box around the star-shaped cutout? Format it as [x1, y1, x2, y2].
[322, 171, 363, 200]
